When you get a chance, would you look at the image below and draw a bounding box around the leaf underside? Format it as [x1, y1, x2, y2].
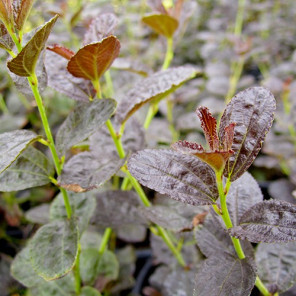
[230, 200, 296, 243]
[115, 66, 199, 125]
[7, 15, 58, 76]
[56, 98, 116, 156]
[13, 0, 34, 31]
[128, 149, 219, 205]
[67, 35, 120, 81]
[58, 152, 126, 192]
[0, 129, 40, 174]
[220, 87, 276, 181]
[29, 218, 78, 280]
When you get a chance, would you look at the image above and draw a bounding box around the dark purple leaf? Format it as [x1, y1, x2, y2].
[219, 87, 276, 181]
[45, 50, 95, 102]
[58, 152, 125, 192]
[226, 172, 263, 226]
[128, 149, 219, 206]
[230, 200, 296, 243]
[115, 66, 198, 126]
[83, 13, 118, 44]
[56, 99, 116, 156]
[256, 242, 296, 294]
[193, 254, 256, 296]
[195, 213, 254, 259]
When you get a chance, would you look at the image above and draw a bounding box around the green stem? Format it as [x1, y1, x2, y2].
[92, 78, 102, 99]
[255, 276, 271, 296]
[234, 0, 246, 36]
[144, 103, 159, 130]
[216, 172, 245, 259]
[74, 244, 81, 295]
[104, 71, 114, 97]
[6, 23, 22, 52]
[157, 225, 186, 267]
[99, 227, 112, 255]
[27, 73, 72, 219]
[0, 94, 9, 114]
[162, 37, 173, 70]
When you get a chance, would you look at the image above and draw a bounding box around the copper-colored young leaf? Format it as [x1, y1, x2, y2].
[226, 172, 263, 226]
[83, 13, 118, 44]
[0, 129, 40, 174]
[45, 50, 95, 102]
[0, 0, 13, 27]
[230, 200, 296, 243]
[256, 242, 296, 294]
[47, 44, 74, 60]
[193, 254, 256, 296]
[128, 149, 219, 206]
[115, 66, 198, 125]
[171, 140, 233, 172]
[58, 152, 125, 192]
[13, 0, 34, 31]
[7, 15, 58, 76]
[0, 22, 13, 50]
[142, 14, 178, 38]
[67, 36, 120, 81]
[219, 87, 276, 181]
[196, 106, 219, 151]
[56, 99, 116, 156]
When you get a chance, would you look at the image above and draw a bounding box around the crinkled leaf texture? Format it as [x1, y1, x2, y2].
[220, 87, 276, 181]
[45, 50, 95, 102]
[115, 66, 199, 125]
[13, 0, 34, 31]
[7, 15, 58, 76]
[230, 200, 296, 243]
[0, 129, 40, 174]
[193, 253, 256, 296]
[50, 191, 96, 235]
[256, 242, 296, 294]
[128, 149, 219, 205]
[142, 14, 179, 38]
[226, 172, 263, 226]
[58, 152, 126, 192]
[67, 35, 120, 81]
[84, 13, 118, 44]
[56, 98, 116, 156]
[29, 218, 78, 280]
[0, 146, 54, 191]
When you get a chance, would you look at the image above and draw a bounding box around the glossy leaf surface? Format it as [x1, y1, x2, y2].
[50, 192, 96, 235]
[84, 13, 118, 44]
[256, 242, 296, 294]
[67, 36, 120, 81]
[11, 246, 45, 288]
[226, 172, 263, 226]
[56, 98, 116, 156]
[230, 200, 296, 243]
[219, 87, 276, 181]
[128, 149, 219, 205]
[0, 129, 39, 174]
[7, 15, 58, 76]
[142, 14, 178, 38]
[29, 218, 78, 280]
[58, 152, 125, 192]
[115, 66, 198, 125]
[13, 0, 34, 30]
[45, 50, 95, 102]
[0, 146, 54, 191]
[193, 254, 256, 296]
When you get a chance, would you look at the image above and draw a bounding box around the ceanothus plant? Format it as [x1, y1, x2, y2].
[128, 87, 296, 296]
